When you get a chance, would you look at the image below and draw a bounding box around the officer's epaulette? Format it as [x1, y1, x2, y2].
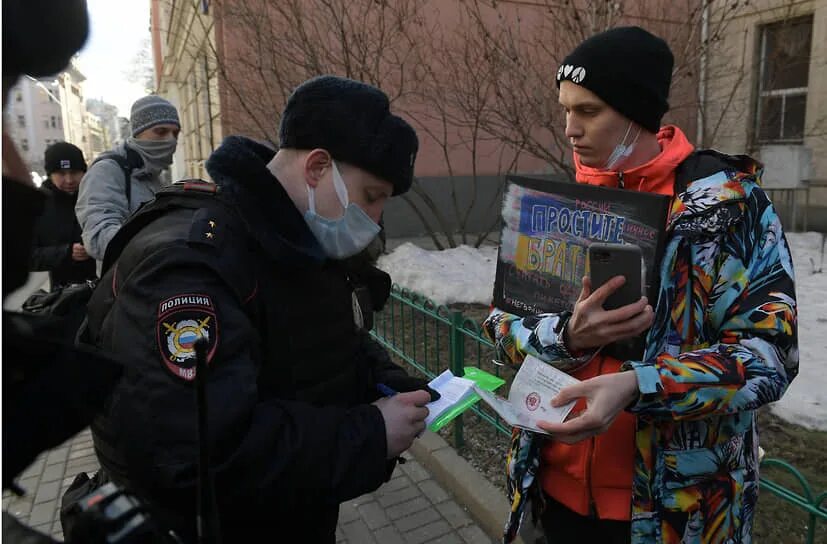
[188, 205, 227, 250]
[171, 178, 220, 194]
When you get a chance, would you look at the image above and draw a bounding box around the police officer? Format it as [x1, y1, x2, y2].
[83, 76, 435, 543]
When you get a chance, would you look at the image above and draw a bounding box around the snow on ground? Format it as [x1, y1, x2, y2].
[379, 233, 827, 430]
[776, 232, 827, 430]
[377, 243, 498, 306]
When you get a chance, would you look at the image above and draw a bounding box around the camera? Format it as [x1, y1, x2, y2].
[64, 482, 180, 544]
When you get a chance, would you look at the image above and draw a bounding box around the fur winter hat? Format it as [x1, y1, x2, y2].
[279, 75, 419, 196]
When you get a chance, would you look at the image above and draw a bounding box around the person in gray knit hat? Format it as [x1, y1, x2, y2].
[130, 94, 181, 137]
[75, 94, 181, 262]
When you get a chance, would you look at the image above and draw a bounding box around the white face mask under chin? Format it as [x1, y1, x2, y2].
[603, 122, 641, 171]
[303, 161, 381, 259]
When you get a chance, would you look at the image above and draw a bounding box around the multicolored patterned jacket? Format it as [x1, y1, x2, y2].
[484, 151, 798, 543]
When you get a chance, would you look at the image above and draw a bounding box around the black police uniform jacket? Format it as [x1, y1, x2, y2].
[30, 179, 96, 287]
[85, 136, 410, 542]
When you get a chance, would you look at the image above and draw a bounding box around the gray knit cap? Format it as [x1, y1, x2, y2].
[130, 95, 181, 137]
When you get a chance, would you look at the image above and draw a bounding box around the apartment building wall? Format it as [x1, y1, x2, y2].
[57, 63, 91, 161]
[197, 1, 698, 178]
[5, 78, 66, 176]
[152, 0, 222, 181]
[703, 0, 826, 212]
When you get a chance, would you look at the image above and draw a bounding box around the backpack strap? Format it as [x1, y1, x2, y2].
[101, 180, 260, 317]
[90, 147, 143, 208]
[100, 181, 214, 275]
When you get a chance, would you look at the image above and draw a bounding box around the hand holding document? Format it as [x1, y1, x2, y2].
[474, 355, 579, 435]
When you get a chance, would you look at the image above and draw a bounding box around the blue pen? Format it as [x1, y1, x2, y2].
[376, 383, 398, 397]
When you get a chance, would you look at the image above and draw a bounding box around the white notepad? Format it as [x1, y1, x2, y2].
[424, 370, 477, 427]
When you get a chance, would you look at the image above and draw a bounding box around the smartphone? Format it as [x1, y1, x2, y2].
[587, 243, 644, 311]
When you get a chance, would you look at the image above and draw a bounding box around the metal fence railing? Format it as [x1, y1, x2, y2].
[371, 285, 827, 544]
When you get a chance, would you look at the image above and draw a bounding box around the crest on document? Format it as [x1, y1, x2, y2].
[156, 294, 218, 381]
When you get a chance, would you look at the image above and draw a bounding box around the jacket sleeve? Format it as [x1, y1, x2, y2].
[29, 234, 71, 271]
[358, 329, 430, 400]
[101, 250, 390, 511]
[75, 160, 130, 261]
[626, 191, 798, 421]
[481, 308, 595, 372]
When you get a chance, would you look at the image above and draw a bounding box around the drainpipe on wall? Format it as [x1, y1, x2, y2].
[697, 1, 710, 147]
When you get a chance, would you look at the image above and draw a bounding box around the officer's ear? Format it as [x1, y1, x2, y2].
[303, 149, 333, 189]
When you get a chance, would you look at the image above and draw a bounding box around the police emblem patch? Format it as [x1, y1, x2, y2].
[156, 294, 218, 381]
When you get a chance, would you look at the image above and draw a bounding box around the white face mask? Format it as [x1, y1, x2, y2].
[603, 121, 641, 171]
[303, 161, 381, 259]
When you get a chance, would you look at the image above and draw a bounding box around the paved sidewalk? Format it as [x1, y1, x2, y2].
[3, 429, 496, 543]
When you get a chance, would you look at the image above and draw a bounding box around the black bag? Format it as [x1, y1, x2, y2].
[21, 281, 96, 343]
[22, 281, 96, 316]
[59, 470, 110, 541]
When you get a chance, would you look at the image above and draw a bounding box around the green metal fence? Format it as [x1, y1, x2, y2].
[371, 285, 827, 543]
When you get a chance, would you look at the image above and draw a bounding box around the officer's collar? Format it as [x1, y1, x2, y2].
[205, 136, 326, 264]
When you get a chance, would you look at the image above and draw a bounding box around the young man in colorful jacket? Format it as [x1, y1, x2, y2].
[483, 27, 798, 544]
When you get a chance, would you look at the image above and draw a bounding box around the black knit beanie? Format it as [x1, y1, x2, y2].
[279, 75, 419, 196]
[44, 142, 87, 175]
[556, 26, 673, 133]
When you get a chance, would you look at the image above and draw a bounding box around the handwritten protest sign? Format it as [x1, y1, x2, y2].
[493, 176, 670, 359]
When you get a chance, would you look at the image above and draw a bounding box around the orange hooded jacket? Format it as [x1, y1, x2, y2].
[539, 125, 695, 520]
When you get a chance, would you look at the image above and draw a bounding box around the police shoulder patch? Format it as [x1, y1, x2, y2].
[156, 293, 218, 381]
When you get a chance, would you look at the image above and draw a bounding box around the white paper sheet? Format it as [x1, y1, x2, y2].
[424, 370, 476, 426]
[474, 354, 579, 434]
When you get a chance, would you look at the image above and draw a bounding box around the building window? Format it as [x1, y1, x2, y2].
[17, 115, 25, 128]
[755, 15, 813, 144]
[21, 139, 29, 152]
[51, 116, 57, 128]
[15, 92, 22, 102]
[45, 119, 50, 129]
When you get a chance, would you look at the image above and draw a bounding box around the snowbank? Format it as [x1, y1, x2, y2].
[773, 232, 826, 430]
[377, 243, 497, 306]
[379, 233, 827, 430]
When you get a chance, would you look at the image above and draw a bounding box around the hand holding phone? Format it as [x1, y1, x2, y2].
[587, 243, 645, 310]
[563, 244, 653, 353]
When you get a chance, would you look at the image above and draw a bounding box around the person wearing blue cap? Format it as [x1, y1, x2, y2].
[30, 141, 97, 288]
[75, 94, 181, 262]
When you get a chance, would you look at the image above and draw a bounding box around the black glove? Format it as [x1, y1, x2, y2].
[376, 372, 441, 403]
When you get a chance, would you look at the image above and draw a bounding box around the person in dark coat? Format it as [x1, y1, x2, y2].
[3, 2, 123, 543]
[83, 75, 436, 543]
[30, 142, 96, 287]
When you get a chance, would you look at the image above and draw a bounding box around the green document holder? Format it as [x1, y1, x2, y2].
[428, 367, 507, 432]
